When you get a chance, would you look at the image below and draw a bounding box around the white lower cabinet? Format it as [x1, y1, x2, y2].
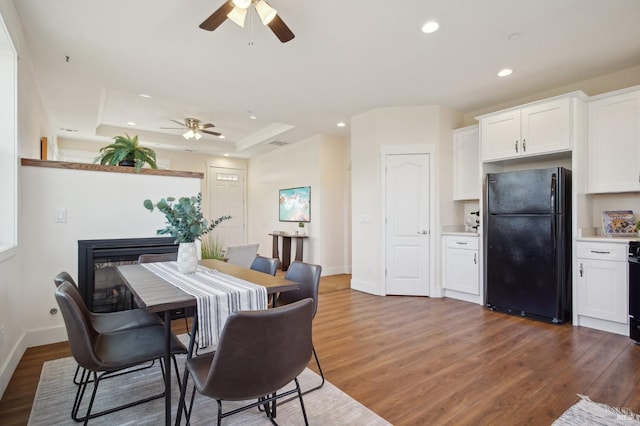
[443, 235, 481, 304]
[575, 241, 628, 335]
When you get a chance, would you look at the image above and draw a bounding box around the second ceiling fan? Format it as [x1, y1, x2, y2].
[199, 0, 294, 43]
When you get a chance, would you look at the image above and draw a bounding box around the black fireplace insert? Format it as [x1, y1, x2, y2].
[78, 237, 178, 312]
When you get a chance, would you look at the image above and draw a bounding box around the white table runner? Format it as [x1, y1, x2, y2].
[141, 261, 268, 348]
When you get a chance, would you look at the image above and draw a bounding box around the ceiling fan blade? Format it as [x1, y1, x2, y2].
[170, 119, 187, 127]
[160, 127, 185, 130]
[202, 129, 222, 136]
[200, 123, 215, 129]
[267, 14, 295, 43]
[200, 1, 234, 31]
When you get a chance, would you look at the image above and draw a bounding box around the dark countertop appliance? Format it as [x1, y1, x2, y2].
[485, 167, 572, 323]
[629, 241, 640, 342]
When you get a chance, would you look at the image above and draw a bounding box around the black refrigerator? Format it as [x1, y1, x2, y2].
[485, 167, 571, 324]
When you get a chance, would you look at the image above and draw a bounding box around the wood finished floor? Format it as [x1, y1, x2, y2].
[2, 273, 640, 425]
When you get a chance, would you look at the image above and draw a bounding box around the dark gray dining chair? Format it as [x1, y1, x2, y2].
[180, 298, 314, 425]
[249, 255, 280, 276]
[54, 271, 163, 385]
[55, 281, 187, 424]
[276, 261, 325, 393]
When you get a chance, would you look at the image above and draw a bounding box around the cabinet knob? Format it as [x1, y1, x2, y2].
[522, 139, 526, 152]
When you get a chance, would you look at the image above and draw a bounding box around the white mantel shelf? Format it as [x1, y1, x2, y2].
[21, 158, 204, 179]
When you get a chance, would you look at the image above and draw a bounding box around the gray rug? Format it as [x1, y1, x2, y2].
[553, 395, 640, 426]
[29, 356, 390, 425]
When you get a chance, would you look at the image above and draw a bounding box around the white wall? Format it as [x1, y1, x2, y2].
[0, 0, 51, 399]
[350, 106, 463, 296]
[20, 166, 201, 344]
[247, 134, 350, 275]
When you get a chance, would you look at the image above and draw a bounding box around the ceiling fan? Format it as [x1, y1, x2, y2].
[199, 0, 295, 43]
[161, 118, 221, 140]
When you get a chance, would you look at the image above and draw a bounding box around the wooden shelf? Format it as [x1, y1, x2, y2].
[20, 158, 204, 179]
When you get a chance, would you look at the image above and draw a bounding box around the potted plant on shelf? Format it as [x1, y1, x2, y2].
[143, 193, 231, 273]
[297, 221, 305, 235]
[95, 133, 158, 173]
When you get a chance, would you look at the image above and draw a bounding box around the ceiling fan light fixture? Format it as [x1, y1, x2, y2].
[183, 129, 195, 140]
[227, 6, 247, 27]
[194, 132, 202, 140]
[255, 0, 277, 25]
[232, 0, 251, 9]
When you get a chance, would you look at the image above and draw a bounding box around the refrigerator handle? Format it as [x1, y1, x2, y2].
[550, 173, 557, 214]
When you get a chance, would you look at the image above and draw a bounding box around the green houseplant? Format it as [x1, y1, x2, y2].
[95, 133, 158, 173]
[144, 193, 231, 272]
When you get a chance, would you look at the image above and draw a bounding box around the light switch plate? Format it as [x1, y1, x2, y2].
[55, 208, 67, 223]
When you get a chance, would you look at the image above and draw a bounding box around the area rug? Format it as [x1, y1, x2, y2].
[29, 356, 390, 425]
[553, 395, 640, 426]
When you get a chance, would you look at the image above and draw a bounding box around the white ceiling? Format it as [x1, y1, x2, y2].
[12, 0, 640, 158]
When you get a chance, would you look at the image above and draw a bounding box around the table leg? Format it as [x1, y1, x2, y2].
[271, 235, 279, 263]
[176, 314, 198, 425]
[294, 237, 304, 262]
[164, 310, 172, 426]
[282, 236, 292, 271]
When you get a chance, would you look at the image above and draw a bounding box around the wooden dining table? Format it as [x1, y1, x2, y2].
[116, 258, 299, 426]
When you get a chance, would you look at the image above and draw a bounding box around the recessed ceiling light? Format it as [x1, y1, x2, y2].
[249, 115, 257, 120]
[223, 153, 230, 157]
[421, 21, 439, 34]
[497, 68, 513, 77]
[139, 94, 151, 98]
[126, 121, 136, 126]
[218, 135, 226, 139]
[337, 122, 346, 127]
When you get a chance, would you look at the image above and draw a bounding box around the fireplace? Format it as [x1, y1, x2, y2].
[78, 237, 178, 312]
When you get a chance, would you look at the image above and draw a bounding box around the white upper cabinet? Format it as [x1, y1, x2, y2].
[587, 87, 640, 193]
[453, 125, 479, 200]
[478, 93, 584, 163]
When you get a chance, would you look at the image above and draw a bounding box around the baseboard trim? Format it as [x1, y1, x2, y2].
[0, 332, 27, 400]
[0, 326, 68, 399]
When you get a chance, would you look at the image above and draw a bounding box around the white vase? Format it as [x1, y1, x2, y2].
[177, 242, 198, 273]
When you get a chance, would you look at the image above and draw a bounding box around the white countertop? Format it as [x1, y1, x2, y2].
[577, 235, 640, 243]
[441, 231, 479, 237]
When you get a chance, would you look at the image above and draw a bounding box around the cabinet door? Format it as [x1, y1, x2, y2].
[443, 246, 479, 295]
[521, 98, 571, 156]
[481, 110, 520, 162]
[453, 126, 479, 200]
[587, 90, 640, 193]
[576, 258, 628, 323]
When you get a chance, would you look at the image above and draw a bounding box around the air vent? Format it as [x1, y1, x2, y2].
[268, 140, 288, 146]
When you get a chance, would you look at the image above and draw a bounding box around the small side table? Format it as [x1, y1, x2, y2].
[269, 233, 308, 271]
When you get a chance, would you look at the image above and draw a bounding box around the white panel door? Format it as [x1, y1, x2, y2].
[207, 167, 246, 246]
[385, 154, 430, 296]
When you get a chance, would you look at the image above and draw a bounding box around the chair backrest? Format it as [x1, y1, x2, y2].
[249, 256, 280, 276]
[54, 271, 78, 288]
[55, 281, 102, 371]
[54, 271, 94, 324]
[138, 252, 178, 263]
[200, 298, 314, 400]
[224, 243, 259, 268]
[280, 261, 322, 317]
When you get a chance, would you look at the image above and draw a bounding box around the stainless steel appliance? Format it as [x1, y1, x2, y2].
[629, 241, 640, 342]
[485, 167, 572, 323]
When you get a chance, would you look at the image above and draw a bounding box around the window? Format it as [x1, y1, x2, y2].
[0, 13, 17, 261]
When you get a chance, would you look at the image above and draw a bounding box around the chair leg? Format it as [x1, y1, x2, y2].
[305, 345, 325, 393]
[295, 377, 310, 426]
[71, 363, 168, 423]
